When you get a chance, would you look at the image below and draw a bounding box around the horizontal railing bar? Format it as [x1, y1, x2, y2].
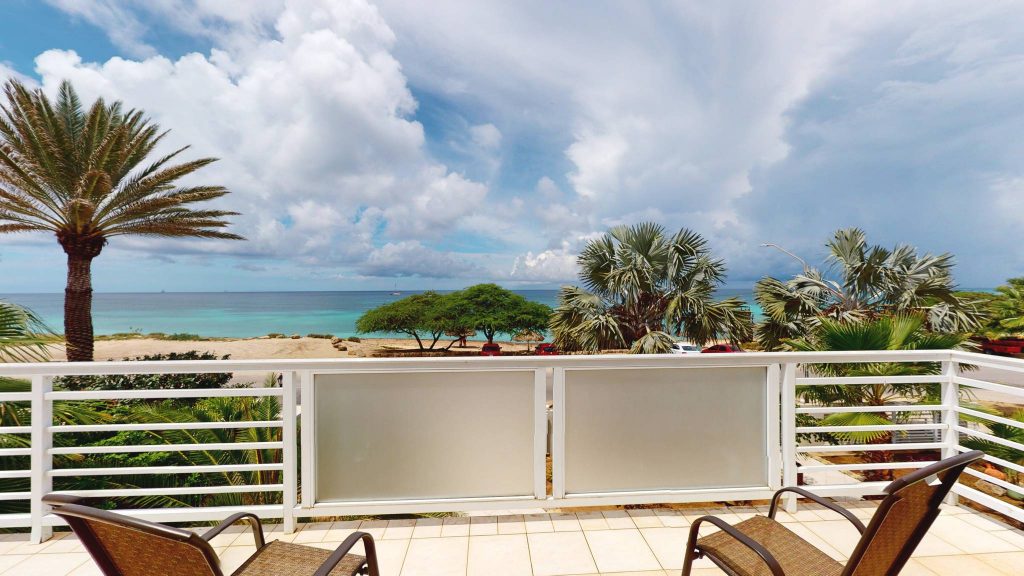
[798, 461, 935, 472]
[51, 420, 283, 433]
[0, 350, 956, 377]
[796, 375, 944, 386]
[50, 463, 284, 477]
[796, 423, 944, 433]
[961, 467, 1022, 494]
[0, 448, 32, 456]
[794, 481, 890, 496]
[795, 405, 945, 414]
[49, 441, 283, 455]
[40, 505, 284, 527]
[0, 470, 30, 479]
[0, 393, 31, 402]
[956, 407, 1024, 430]
[952, 483, 1024, 524]
[952, 350, 1024, 371]
[0, 513, 31, 528]
[50, 484, 284, 497]
[48, 388, 283, 400]
[954, 426, 1024, 452]
[0, 426, 30, 434]
[796, 442, 944, 453]
[0, 492, 30, 501]
[953, 376, 1024, 399]
[956, 446, 1024, 475]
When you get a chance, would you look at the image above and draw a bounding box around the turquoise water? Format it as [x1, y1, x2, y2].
[0, 290, 761, 338]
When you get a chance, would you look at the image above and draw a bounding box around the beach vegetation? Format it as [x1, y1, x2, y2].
[0, 79, 243, 362]
[55, 351, 232, 392]
[968, 278, 1024, 338]
[550, 222, 752, 353]
[442, 284, 552, 345]
[356, 291, 449, 350]
[754, 228, 983, 350]
[0, 300, 52, 362]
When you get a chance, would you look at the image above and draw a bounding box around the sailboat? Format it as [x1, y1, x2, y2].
[390, 280, 401, 296]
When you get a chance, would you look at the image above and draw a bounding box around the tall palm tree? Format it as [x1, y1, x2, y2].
[550, 222, 752, 353]
[755, 228, 982, 350]
[787, 314, 967, 480]
[0, 300, 51, 362]
[0, 79, 242, 361]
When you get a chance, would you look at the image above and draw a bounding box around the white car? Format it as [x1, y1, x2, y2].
[670, 342, 701, 355]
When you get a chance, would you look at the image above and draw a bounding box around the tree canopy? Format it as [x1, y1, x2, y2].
[754, 228, 982, 350]
[355, 291, 448, 350]
[550, 222, 752, 353]
[442, 284, 552, 344]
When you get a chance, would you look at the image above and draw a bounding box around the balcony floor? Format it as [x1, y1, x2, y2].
[2, 501, 1023, 575]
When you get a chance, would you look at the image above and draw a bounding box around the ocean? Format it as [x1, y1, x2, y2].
[0, 289, 762, 338]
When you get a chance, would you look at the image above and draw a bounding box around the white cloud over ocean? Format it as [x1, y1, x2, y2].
[1, 0, 1023, 290]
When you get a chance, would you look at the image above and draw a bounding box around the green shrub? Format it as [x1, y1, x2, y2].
[267, 333, 285, 339]
[162, 333, 201, 341]
[347, 336, 361, 342]
[55, 351, 232, 392]
[307, 333, 334, 339]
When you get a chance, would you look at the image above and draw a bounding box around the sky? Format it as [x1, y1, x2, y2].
[0, 0, 1022, 293]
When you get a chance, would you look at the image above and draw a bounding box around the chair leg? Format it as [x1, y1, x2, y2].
[681, 521, 702, 575]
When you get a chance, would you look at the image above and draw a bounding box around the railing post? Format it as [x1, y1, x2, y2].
[780, 363, 798, 512]
[940, 359, 959, 505]
[30, 375, 53, 543]
[299, 370, 315, 521]
[281, 372, 297, 533]
[551, 367, 566, 500]
[766, 364, 782, 492]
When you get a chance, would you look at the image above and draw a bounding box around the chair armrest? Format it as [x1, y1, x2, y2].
[314, 531, 379, 576]
[768, 486, 866, 534]
[202, 512, 265, 549]
[689, 516, 784, 576]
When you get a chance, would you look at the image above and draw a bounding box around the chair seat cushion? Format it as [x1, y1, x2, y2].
[697, 515, 844, 576]
[231, 540, 367, 576]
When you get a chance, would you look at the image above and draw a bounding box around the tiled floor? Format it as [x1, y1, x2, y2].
[2, 501, 1023, 575]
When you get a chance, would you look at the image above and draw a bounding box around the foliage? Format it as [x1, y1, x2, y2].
[442, 284, 552, 344]
[968, 278, 1024, 337]
[550, 222, 752, 353]
[787, 314, 968, 480]
[0, 79, 242, 360]
[960, 410, 1024, 469]
[356, 291, 449, 350]
[754, 228, 983, 350]
[0, 300, 52, 362]
[55, 351, 232, 392]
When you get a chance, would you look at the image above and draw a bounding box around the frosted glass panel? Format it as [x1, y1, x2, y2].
[314, 371, 535, 502]
[564, 366, 767, 494]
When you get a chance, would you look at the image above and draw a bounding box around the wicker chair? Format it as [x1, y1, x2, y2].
[42, 494, 379, 576]
[681, 450, 984, 576]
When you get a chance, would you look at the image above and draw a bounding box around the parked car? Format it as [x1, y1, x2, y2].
[702, 343, 744, 353]
[670, 342, 702, 355]
[979, 337, 1024, 356]
[535, 343, 559, 355]
[480, 342, 502, 356]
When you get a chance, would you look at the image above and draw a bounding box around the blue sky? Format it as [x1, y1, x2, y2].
[1, 0, 1022, 293]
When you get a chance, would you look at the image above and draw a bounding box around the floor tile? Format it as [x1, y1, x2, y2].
[441, 516, 471, 537]
[401, 537, 468, 576]
[384, 519, 417, 540]
[470, 515, 498, 536]
[0, 552, 90, 576]
[975, 551, 1024, 575]
[625, 509, 662, 528]
[498, 515, 527, 534]
[528, 531, 597, 576]
[576, 511, 609, 530]
[916, 553, 1008, 575]
[412, 518, 443, 539]
[550, 513, 582, 532]
[524, 513, 555, 533]
[584, 529, 661, 573]
[468, 534, 533, 576]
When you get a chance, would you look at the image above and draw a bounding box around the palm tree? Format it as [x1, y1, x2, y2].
[0, 300, 51, 362]
[754, 228, 982, 350]
[0, 80, 242, 361]
[787, 314, 967, 480]
[989, 278, 1024, 334]
[550, 222, 752, 353]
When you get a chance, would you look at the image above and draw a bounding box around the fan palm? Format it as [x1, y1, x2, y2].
[0, 300, 51, 362]
[0, 79, 243, 361]
[550, 223, 752, 353]
[755, 228, 982, 350]
[990, 278, 1024, 333]
[787, 314, 967, 480]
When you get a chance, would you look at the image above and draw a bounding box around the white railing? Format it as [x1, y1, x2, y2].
[0, 350, 1021, 543]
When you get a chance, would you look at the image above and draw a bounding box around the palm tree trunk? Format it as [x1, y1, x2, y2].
[64, 253, 95, 362]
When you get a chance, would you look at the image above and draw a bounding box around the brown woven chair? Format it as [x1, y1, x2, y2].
[42, 494, 379, 576]
[681, 450, 984, 576]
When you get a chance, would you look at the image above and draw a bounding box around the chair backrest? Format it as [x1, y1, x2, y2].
[842, 450, 984, 576]
[43, 494, 223, 576]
